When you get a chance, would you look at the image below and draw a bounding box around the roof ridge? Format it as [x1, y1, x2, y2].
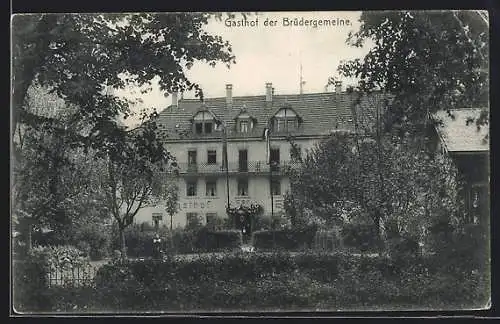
[447, 107, 488, 111]
[178, 91, 368, 102]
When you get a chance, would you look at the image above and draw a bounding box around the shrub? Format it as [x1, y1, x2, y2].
[19, 248, 491, 312]
[194, 228, 243, 252]
[313, 229, 342, 251]
[12, 259, 48, 312]
[426, 220, 455, 253]
[171, 228, 197, 254]
[252, 225, 318, 251]
[387, 235, 420, 260]
[341, 223, 381, 252]
[124, 229, 154, 258]
[72, 223, 111, 261]
[13, 245, 92, 312]
[28, 245, 90, 271]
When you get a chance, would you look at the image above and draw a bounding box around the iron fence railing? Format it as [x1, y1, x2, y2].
[176, 160, 301, 175]
[47, 265, 98, 288]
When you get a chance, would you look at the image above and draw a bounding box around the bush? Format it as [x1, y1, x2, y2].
[28, 245, 90, 271]
[123, 229, 154, 258]
[426, 220, 455, 253]
[18, 248, 490, 312]
[12, 260, 49, 312]
[195, 228, 242, 252]
[341, 223, 381, 252]
[13, 245, 92, 312]
[252, 225, 318, 251]
[72, 223, 111, 261]
[387, 235, 420, 260]
[313, 229, 342, 251]
[170, 228, 197, 254]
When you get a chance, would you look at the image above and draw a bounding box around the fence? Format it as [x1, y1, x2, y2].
[47, 265, 98, 288]
[313, 230, 342, 252]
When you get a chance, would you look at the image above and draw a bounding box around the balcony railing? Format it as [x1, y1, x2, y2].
[177, 160, 300, 175]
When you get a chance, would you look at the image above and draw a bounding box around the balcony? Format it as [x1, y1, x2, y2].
[177, 160, 300, 176]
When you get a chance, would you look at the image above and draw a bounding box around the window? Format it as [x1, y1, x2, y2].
[186, 180, 197, 196]
[207, 150, 217, 164]
[237, 178, 248, 196]
[186, 213, 201, 229]
[206, 180, 217, 196]
[238, 149, 248, 172]
[206, 213, 217, 226]
[274, 119, 284, 132]
[271, 179, 281, 196]
[188, 150, 197, 165]
[152, 213, 163, 228]
[286, 119, 297, 131]
[270, 148, 280, 170]
[195, 123, 203, 134]
[290, 145, 302, 162]
[204, 122, 213, 134]
[239, 120, 249, 133]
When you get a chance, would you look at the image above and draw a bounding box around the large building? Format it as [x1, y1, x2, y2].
[431, 108, 490, 224]
[134, 82, 386, 229]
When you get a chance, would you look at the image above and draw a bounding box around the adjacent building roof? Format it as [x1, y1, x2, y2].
[156, 90, 389, 141]
[433, 108, 489, 153]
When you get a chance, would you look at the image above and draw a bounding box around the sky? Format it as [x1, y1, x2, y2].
[116, 11, 373, 127]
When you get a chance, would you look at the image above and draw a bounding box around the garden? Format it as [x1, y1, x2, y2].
[12, 218, 489, 313]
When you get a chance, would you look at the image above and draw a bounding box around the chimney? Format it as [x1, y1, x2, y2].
[265, 82, 273, 102]
[335, 81, 342, 94]
[171, 92, 178, 108]
[226, 84, 233, 106]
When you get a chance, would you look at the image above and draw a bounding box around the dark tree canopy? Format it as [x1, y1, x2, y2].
[11, 13, 235, 253]
[338, 11, 489, 131]
[11, 13, 235, 145]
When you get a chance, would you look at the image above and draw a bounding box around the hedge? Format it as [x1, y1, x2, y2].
[13, 248, 489, 312]
[120, 227, 243, 256]
[194, 229, 243, 252]
[252, 225, 318, 250]
[341, 223, 381, 252]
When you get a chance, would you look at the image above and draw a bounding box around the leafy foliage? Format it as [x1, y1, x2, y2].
[11, 88, 113, 253]
[28, 245, 90, 272]
[252, 225, 318, 251]
[12, 13, 235, 141]
[286, 132, 463, 248]
[338, 11, 488, 132]
[11, 13, 235, 253]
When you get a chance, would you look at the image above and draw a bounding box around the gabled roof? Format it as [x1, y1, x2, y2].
[156, 91, 389, 141]
[433, 108, 489, 153]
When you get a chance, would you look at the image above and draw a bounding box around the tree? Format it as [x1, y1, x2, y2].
[337, 11, 489, 133]
[286, 132, 463, 251]
[11, 13, 236, 252]
[11, 86, 108, 252]
[11, 13, 235, 145]
[99, 117, 174, 256]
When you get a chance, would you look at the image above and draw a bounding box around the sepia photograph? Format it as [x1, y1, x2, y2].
[10, 10, 490, 314]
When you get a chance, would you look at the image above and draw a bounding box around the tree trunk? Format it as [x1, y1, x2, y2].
[11, 14, 56, 140]
[375, 211, 388, 256]
[26, 222, 33, 254]
[119, 226, 126, 259]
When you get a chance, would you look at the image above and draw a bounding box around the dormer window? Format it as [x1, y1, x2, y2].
[195, 122, 203, 134]
[239, 120, 249, 133]
[272, 107, 300, 133]
[204, 122, 213, 134]
[235, 111, 255, 133]
[192, 110, 217, 136]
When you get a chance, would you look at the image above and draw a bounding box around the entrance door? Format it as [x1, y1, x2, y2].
[188, 150, 197, 172]
[239, 149, 248, 172]
[270, 148, 280, 171]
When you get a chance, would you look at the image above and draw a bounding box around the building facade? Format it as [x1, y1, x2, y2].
[431, 108, 490, 225]
[134, 82, 385, 229]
